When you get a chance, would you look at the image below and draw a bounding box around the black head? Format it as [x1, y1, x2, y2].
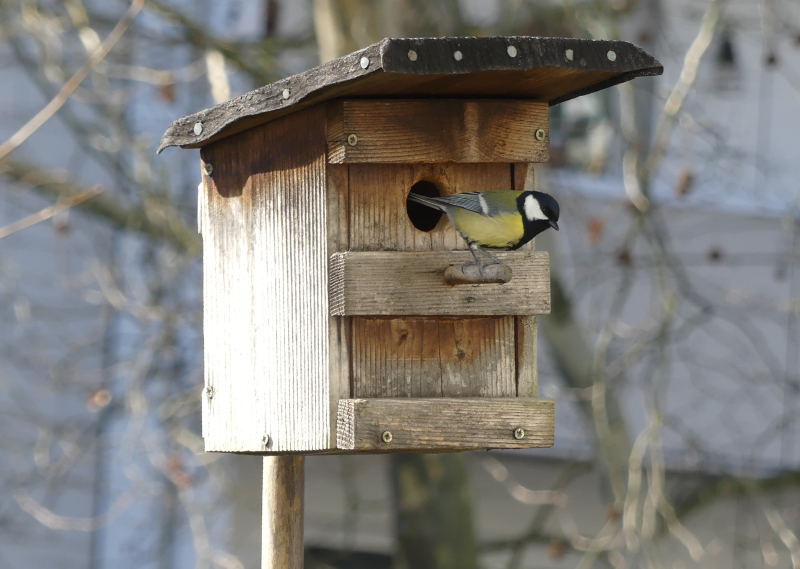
[519, 191, 559, 228]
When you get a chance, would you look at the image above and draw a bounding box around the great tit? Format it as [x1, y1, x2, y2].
[407, 190, 560, 267]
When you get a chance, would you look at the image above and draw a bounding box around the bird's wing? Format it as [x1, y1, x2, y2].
[439, 191, 522, 216]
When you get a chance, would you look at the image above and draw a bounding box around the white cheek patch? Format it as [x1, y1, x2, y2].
[524, 195, 548, 221]
[478, 193, 490, 215]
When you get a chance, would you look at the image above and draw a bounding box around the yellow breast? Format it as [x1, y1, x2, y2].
[451, 209, 524, 249]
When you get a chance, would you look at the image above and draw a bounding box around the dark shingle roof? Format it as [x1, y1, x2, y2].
[158, 36, 662, 152]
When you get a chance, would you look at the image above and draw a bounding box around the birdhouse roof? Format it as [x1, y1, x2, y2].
[158, 36, 662, 153]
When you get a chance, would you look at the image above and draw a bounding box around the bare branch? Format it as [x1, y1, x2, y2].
[0, 186, 103, 239]
[0, 0, 146, 161]
[0, 157, 201, 254]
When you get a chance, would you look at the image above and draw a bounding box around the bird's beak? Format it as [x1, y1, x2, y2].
[549, 220, 559, 231]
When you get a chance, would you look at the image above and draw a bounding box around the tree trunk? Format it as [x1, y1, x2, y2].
[391, 453, 479, 569]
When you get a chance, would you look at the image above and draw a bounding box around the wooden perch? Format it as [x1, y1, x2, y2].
[443, 262, 512, 285]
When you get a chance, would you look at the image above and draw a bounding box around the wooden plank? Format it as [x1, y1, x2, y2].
[327, 100, 549, 164]
[336, 398, 554, 451]
[199, 105, 331, 453]
[348, 162, 511, 252]
[329, 251, 551, 316]
[351, 317, 516, 398]
[516, 316, 538, 397]
[514, 163, 538, 397]
[326, 164, 350, 447]
[262, 456, 304, 569]
[160, 37, 662, 151]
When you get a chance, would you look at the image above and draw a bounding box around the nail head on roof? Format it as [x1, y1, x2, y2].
[193, 122, 203, 135]
[507, 45, 517, 57]
[282, 88, 290, 99]
[565, 49, 574, 61]
[607, 50, 617, 62]
[407, 49, 417, 61]
[360, 56, 369, 69]
[580, 58, 587, 67]
[453, 50, 463, 61]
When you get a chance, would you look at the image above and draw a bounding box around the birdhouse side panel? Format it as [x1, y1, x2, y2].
[199, 106, 332, 453]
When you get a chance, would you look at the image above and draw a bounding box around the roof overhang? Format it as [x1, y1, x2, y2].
[158, 36, 662, 153]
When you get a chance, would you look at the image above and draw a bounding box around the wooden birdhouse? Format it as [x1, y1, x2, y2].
[160, 37, 662, 456]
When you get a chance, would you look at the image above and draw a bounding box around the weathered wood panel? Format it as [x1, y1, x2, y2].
[326, 164, 350, 446]
[351, 317, 516, 398]
[348, 162, 511, 251]
[336, 398, 554, 451]
[327, 100, 548, 164]
[514, 163, 538, 397]
[199, 106, 331, 453]
[330, 251, 551, 316]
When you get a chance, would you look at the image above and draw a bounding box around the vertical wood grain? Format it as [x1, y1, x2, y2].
[351, 317, 516, 398]
[514, 163, 538, 397]
[348, 163, 510, 251]
[327, 163, 350, 446]
[200, 106, 330, 453]
[262, 456, 304, 569]
[347, 163, 516, 400]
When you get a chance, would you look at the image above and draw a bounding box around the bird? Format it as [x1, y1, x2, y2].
[407, 189, 560, 270]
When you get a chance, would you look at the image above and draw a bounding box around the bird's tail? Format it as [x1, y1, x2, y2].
[407, 192, 447, 212]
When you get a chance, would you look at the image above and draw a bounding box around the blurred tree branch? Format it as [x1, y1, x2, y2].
[0, 157, 201, 254]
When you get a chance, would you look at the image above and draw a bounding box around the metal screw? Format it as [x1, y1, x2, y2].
[514, 427, 525, 440]
[565, 49, 574, 62]
[193, 122, 203, 135]
[347, 134, 358, 146]
[453, 50, 463, 61]
[507, 45, 517, 58]
[381, 430, 393, 443]
[607, 50, 617, 62]
[535, 129, 546, 142]
[263, 434, 271, 448]
[407, 49, 418, 61]
[282, 88, 290, 99]
[203, 162, 213, 176]
[360, 56, 370, 69]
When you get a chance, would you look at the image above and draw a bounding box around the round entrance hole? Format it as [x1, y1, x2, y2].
[406, 180, 443, 232]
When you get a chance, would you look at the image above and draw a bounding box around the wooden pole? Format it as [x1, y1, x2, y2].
[262, 456, 304, 569]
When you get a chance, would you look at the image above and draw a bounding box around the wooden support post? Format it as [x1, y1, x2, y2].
[262, 456, 304, 569]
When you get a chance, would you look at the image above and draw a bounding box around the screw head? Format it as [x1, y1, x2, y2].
[203, 162, 213, 176]
[407, 49, 418, 62]
[535, 129, 546, 142]
[381, 430, 393, 443]
[263, 434, 270, 447]
[282, 88, 290, 99]
[347, 133, 358, 146]
[514, 427, 525, 440]
[193, 122, 203, 135]
[565, 49, 574, 61]
[507, 45, 517, 58]
[607, 50, 617, 62]
[360, 56, 370, 69]
[453, 50, 463, 61]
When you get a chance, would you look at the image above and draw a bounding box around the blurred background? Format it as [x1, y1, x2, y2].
[1, 0, 799, 568]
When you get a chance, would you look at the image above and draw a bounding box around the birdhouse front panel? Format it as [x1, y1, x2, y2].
[160, 36, 662, 455]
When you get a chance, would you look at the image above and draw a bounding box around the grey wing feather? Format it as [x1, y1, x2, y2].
[408, 192, 487, 214]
